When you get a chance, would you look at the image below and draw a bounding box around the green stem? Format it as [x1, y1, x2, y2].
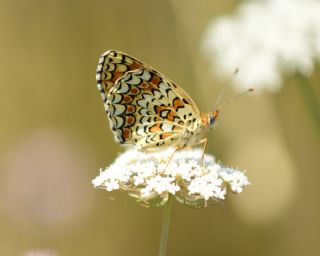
[159, 195, 173, 256]
[296, 74, 320, 134]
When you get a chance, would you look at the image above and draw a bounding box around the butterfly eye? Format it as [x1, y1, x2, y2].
[209, 111, 219, 126]
[209, 116, 215, 126]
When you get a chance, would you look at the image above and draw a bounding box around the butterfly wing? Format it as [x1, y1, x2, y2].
[96, 50, 144, 103]
[107, 68, 201, 151]
[96, 50, 201, 151]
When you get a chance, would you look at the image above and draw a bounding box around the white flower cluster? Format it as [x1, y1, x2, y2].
[202, 0, 320, 92]
[92, 148, 249, 207]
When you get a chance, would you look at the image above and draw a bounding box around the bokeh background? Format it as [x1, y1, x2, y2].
[1, 0, 319, 255]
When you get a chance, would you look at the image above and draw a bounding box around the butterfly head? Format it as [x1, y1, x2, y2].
[209, 110, 219, 127]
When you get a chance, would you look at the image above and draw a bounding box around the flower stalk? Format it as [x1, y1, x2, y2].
[159, 195, 173, 256]
[296, 73, 320, 134]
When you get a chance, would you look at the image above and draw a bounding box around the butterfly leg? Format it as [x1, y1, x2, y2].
[200, 138, 208, 168]
[162, 147, 183, 173]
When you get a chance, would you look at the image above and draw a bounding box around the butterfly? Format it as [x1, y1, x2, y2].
[96, 50, 220, 156]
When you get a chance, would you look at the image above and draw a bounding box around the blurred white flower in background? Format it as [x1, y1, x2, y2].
[0, 130, 94, 229]
[202, 0, 320, 92]
[23, 249, 58, 256]
[92, 148, 249, 207]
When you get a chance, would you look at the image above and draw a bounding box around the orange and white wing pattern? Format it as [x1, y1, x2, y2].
[96, 50, 202, 151]
[96, 50, 143, 101]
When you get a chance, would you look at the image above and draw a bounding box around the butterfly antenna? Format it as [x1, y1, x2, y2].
[216, 88, 255, 111]
[213, 68, 239, 109]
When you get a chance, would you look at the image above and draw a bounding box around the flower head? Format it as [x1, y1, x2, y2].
[202, 0, 320, 92]
[92, 148, 249, 207]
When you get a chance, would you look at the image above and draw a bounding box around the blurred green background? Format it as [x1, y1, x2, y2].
[1, 0, 319, 255]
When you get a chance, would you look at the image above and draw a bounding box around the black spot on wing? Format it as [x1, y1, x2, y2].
[183, 98, 189, 104]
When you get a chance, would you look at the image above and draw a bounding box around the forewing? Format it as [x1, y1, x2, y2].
[96, 50, 143, 103]
[106, 68, 201, 151]
[96, 50, 200, 109]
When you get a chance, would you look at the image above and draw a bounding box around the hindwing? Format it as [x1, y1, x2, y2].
[106, 68, 200, 151]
